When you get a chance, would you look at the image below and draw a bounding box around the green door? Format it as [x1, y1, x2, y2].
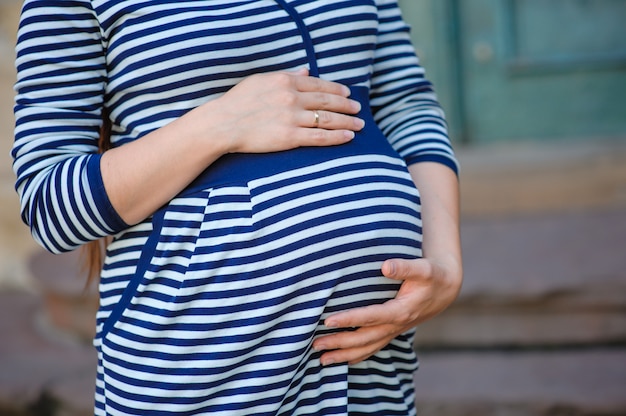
[400, 0, 626, 144]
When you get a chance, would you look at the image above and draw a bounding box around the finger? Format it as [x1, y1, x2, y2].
[316, 330, 394, 366]
[320, 343, 386, 366]
[382, 258, 434, 281]
[301, 91, 361, 115]
[300, 109, 364, 131]
[324, 302, 400, 329]
[291, 125, 355, 147]
[293, 74, 351, 98]
[313, 324, 395, 352]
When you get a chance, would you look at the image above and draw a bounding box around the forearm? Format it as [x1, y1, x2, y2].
[100, 101, 228, 226]
[408, 162, 463, 294]
[101, 71, 361, 226]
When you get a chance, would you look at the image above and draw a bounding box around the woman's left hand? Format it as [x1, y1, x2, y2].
[312, 255, 462, 366]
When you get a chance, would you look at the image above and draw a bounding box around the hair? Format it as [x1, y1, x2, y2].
[81, 108, 112, 286]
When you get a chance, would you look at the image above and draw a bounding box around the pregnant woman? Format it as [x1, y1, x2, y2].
[12, 1, 462, 414]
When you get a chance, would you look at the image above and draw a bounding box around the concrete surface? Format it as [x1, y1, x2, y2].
[0, 291, 94, 416]
[414, 348, 626, 416]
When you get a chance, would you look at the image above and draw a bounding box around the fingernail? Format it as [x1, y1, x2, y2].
[344, 131, 355, 140]
[354, 118, 365, 130]
[342, 85, 351, 96]
[313, 343, 326, 352]
[350, 100, 361, 112]
[324, 319, 337, 328]
[385, 260, 396, 277]
[321, 357, 335, 366]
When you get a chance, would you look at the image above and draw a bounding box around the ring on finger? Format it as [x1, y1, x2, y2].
[313, 110, 320, 128]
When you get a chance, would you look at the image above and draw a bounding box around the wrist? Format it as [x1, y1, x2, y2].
[431, 252, 463, 302]
[179, 99, 235, 160]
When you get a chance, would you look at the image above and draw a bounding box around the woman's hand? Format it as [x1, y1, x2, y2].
[195, 68, 364, 154]
[312, 256, 462, 366]
[102, 68, 363, 225]
[312, 162, 463, 366]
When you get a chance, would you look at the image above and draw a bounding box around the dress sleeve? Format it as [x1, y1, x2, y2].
[12, 0, 128, 253]
[370, 0, 459, 175]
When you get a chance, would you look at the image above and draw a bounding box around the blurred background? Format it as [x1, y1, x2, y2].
[1, 0, 625, 415]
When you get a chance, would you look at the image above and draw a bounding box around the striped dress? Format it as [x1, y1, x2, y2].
[13, 0, 457, 414]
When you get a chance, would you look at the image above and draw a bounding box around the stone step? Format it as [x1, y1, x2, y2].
[28, 249, 98, 344]
[413, 348, 626, 416]
[0, 291, 95, 416]
[415, 208, 626, 348]
[457, 140, 626, 216]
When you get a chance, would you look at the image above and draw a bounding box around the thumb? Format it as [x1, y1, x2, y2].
[381, 258, 433, 281]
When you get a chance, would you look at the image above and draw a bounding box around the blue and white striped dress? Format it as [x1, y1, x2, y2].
[13, 0, 458, 414]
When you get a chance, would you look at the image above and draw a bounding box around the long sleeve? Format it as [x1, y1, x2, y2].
[371, 0, 459, 175]
[12, 0, 127, 253]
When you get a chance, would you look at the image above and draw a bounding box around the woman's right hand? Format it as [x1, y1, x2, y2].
[101, 68, 363, 226]
[192, 68, 365, 154]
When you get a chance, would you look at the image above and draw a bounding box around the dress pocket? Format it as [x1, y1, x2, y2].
[99, 188, 215, 340]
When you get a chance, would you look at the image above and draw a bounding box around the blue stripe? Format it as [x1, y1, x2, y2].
[101, 208, 166, 337]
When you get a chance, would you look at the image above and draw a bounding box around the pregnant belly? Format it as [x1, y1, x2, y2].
[163, 151, 423, 310]
[97, 152, 423, 415]
[99, 86, 422, 342]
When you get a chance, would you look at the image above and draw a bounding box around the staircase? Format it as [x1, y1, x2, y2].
[413, 141, 626, 415]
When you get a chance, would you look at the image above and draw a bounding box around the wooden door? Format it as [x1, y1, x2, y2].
[400, 0, 626, 144]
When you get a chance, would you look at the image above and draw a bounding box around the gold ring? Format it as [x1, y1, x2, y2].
[313, 110, 320, 128]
